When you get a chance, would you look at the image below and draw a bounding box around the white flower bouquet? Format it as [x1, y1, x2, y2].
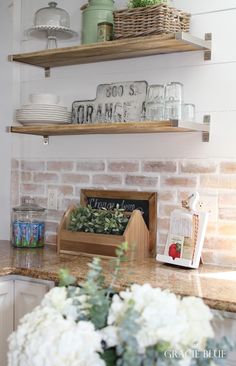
[8, 243, 234, 366]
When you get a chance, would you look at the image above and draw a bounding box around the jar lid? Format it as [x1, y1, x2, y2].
[13, 197, 46, 212]
[98, 22, 113, 26]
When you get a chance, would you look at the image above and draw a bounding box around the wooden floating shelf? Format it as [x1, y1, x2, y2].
[9, 32, 211, 70]
[10, 120, 210, 142]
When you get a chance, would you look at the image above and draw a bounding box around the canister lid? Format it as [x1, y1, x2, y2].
[98, 22, 113, 26]
[13, 197, 46, 212]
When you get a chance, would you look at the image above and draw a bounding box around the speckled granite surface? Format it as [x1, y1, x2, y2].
[1, 241, 236, 312]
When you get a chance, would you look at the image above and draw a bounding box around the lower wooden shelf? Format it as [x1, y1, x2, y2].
[10, 120, 210, 142]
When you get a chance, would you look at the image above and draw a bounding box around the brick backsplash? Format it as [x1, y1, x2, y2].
[11, 158, 236, 267]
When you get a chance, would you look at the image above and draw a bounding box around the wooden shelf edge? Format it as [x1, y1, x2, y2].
[10, 120, 210, 137]
[9, 32, 211, 69]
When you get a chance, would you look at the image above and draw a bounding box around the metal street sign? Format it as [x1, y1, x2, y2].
[72, 81, 147, 124]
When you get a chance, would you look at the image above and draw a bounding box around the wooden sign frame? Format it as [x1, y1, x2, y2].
[80, 189, 157, 256]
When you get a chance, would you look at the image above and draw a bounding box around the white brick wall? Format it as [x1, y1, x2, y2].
[12, 157, 236, 267]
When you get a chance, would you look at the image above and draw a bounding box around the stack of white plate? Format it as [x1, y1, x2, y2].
[16, 94, 71, 125]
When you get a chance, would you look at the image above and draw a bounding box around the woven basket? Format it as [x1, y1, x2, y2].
[113, 4, 191, 39]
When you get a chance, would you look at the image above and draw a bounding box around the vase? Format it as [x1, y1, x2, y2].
[81, 0, 114, 44]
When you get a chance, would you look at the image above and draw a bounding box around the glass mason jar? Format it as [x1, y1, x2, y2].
[145, 84, 165, 121]
[12, 197, 46, 248]
[164, 82, 184, 120]
[81, 0, 114, 44]
[183, 103, 196, 122]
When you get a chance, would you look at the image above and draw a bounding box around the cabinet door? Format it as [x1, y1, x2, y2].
[14, 280, 49, 328]
[0, 281, 14, 366]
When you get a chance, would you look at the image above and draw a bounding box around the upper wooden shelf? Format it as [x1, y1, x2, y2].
[9, 32, 211, 70]
[10, 120, 210, 142]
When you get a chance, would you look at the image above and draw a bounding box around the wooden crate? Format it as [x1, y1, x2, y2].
[80, 189, 157, 256]
[57, 206, 149, 260]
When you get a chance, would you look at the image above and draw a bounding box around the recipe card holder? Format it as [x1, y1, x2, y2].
[156, 193, 208, 269]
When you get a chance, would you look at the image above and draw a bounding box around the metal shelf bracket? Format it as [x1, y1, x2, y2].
[204, 33, 212, 61]
[174, 32, 212, 61]
[202, 115, 211, 142]
[43, 136, 49, 145]
[45, 67, 50, 78]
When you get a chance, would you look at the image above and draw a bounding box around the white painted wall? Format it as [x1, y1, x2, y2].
[10, 0, 236, 161]
[0, 0, 13, 239]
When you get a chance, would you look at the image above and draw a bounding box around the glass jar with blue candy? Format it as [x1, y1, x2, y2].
[12, 197, 46, 248]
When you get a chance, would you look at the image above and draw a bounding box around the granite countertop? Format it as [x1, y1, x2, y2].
[1, 241, 236, 312]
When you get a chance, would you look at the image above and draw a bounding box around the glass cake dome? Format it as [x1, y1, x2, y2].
[27, 2, 77, 49]
[34, 2, 70, 28]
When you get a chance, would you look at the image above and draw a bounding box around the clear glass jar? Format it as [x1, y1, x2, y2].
[183, 103, 196, 122]
[12, 197, 46, 248]
[34, 2, 70, 28]
[164, 82, 184, 120]
[145, 84, 165, 121]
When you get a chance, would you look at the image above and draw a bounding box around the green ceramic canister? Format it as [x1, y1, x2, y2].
[81, 0, 114, 44]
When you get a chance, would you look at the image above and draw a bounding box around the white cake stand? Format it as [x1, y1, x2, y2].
[27, 25, 78, 49]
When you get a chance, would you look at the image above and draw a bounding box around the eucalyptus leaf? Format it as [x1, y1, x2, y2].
[58, 269, 76, 287]
[101, 349, 117, 366]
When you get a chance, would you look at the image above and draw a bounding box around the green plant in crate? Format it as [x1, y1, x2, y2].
[68, 205, 129, 235]
[128, 0, 169, 8]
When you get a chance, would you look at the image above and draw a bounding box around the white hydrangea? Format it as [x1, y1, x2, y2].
[179, 296, 214, 350]
[99, 325, 119, 348]
[8, 283, 215, 366]
[41, 286, 68, 311]
[8, 305, 105, 366]
[41, 286, 90, 321]
[107, 284, 214, 354]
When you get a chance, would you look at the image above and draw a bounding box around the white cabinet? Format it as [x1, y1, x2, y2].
[14, 279, 50, 328]
[0, 276, 54, 366]
[0, 281, 14, 366]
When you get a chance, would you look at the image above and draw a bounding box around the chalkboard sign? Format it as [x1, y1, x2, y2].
[80, 189, 157, 256]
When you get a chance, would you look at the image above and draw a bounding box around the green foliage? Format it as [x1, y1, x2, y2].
[138, 337, 235, 366]
[115, 241, 129, 258]
[189, 337, 235, 366]
[78, 257, 110, 329]
[68, 204, 129, 235]
[58, 268, 76, 287]
[116, 306, 143, 366]
[59, 243, 129, 331]
[107, 241, 129, 298]
[101, 349, 117, 366]
[128, 0, 168, 8]
[142, 343, 177, 366]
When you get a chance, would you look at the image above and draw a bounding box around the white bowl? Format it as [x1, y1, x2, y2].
[29, 93, 60, 105]
[22, 104, 67, 110]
